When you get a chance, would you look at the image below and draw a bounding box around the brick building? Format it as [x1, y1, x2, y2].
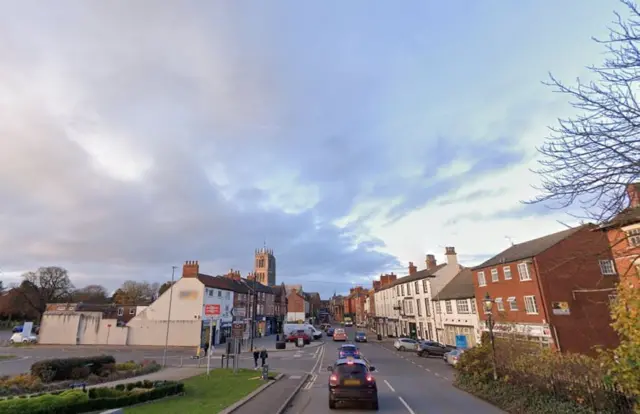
[599, 182, 640, 288]
[286, 288, 306, 322]
[472, 224, 619, 356]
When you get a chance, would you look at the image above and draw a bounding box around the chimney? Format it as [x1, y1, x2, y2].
[408, 262, 417, 275]
[445, 246, 458, 267]
[627, 182, 640, 208]
[389, 272, 397, 282]
[182, 260, 199, 278]
[425, 254, 437, 270]
[373, 280, 381, 291]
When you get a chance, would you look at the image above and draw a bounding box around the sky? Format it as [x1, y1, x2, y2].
[0, 0, 622, 297]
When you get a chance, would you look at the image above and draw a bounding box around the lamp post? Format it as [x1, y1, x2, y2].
[162, 266, 177, 368]
[482, 292, 498, 381]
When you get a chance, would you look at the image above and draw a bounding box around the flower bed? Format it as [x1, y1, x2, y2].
[0, 380, 184, 414]
[0, 358, 161, 397]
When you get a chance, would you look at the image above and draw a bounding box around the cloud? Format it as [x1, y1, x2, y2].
[0, 1, 620, 297]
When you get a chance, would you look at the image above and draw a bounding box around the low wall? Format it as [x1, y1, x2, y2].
[127, 319, 200, 347]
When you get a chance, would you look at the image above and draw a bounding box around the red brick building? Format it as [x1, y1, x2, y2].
[472, 224, 619, 356]
[599, 183, 640, 288]
[286, 288, 306, 322]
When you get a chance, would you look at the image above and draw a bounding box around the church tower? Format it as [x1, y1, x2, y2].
[254, 246, 276, 286]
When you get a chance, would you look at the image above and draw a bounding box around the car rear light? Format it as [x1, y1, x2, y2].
[329, 375, 339, 385]
[453, 356, 459, 361]
[366, 375, 374, 382]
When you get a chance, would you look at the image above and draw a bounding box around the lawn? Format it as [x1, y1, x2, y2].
[0, 355, 15, 360]
[126, 369, 267, 414]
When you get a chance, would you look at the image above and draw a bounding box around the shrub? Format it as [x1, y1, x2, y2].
[31, 355, 116, 382]
[70, 366, 91, 380]
[0, 374, 43, 396]
[115, 361, 139, 371]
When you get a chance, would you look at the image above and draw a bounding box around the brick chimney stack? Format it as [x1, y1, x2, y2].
[627, 182, 640, 208]
[425, 254, 437, 270]
[445, 246, 458, 267]
[182, 260, 199, 278]
[373, 280, 381, 291]
[408, 262, 417, 275]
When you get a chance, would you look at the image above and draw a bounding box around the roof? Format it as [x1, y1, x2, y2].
[471, 225, 590, 270]
[599, 206, 640, 230]
[197, 274, 247, 293]
[376, 263, 447, 292]
[432, 269, 474, 301]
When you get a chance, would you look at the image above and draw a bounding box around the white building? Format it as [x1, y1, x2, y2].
[373, 247, 463, 340]
[431, 268, 481, 348]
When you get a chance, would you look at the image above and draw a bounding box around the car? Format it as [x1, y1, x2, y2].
[416, 340, 450, 357]
[10, 332, 37, 344]
[344, 321, 353, 327]
[393, 337, 418, 351]
[338, 344, 361, 359]
[444, 349, 465, 366]
[354, 332, 367, 342]
[327, 358, 378, 410]
[327, 327, 335, 337]
[287, 329, 311, 344]
[12, 325, 40, 334]
[333, 328, 347, 341]
[320, 324, 332, 331]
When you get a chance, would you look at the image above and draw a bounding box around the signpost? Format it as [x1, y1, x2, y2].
[204, 304, 221, 317]
[232, 322, 244, 374]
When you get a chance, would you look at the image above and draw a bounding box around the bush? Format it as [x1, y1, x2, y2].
[31, 355, 116, 382]
[116, 361, 139, 371]
[70, 367, 91, 380]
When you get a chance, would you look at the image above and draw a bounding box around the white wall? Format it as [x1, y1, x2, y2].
[287, 311, 305, 322]
[39, 312, 128, 345]
[432, 297, 481, 347]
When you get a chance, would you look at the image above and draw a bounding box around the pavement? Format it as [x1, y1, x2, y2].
[282, 327, 504, 414]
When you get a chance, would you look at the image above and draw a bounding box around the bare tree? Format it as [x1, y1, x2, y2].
[158, 281, 175, 296]
[527, 0, 640, 221]
[112, 281, 156, 304]
[17, 266, 74, 319]
[71, 284, 110, 304]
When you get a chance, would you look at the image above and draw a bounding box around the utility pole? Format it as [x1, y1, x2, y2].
[162, 266, 177, 368]
[249, 275, 258, 352]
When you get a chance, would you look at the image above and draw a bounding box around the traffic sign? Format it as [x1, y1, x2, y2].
[204, 304, 221, 317]
[232, 322, 244, 338]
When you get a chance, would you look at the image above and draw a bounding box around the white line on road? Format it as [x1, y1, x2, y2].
[417, 365, 423, 368]
[383, 379, 396, 392]
[398, 396, 416, 414]
[434, 372, 441, 377]
[425, 368, 431, 372]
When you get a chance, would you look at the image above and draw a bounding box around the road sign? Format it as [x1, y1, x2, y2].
[231, 307, 246, 318]
[232, 322, 244, 338]
[204, 304, 221, 317]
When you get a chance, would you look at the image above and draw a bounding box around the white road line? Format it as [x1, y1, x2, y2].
[425, 368, 431, 372]
[417, 365, 423, 368]
[434, 372, 441, 377]
[383, 379, 396, 392]
[316, 344, 326, 374]
[398, 396, 416, 414]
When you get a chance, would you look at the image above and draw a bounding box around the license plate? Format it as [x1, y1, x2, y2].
[344, 379, 361, 386]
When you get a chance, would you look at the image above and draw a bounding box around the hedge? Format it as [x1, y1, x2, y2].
[0, 380, 184, 414]
[31, 356, 116, 382]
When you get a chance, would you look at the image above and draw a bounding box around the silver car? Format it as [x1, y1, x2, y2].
[444, 349, 465, 366]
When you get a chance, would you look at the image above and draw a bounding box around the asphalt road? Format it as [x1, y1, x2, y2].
[0, 343, 321, 377]
[284, 328, 503, 413]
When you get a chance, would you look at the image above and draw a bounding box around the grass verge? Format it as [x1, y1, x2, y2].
[125, 369, 270, 414]
[0, 355, 15, 361]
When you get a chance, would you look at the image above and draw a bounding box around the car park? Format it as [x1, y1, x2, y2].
[333, 328, 347, 341]
[416, 340, 450, 358]
[327, 358, 378, 410]
[338, 344, 361, 359]
[354, 331, 367, 342]
[393, 337, 418, 351]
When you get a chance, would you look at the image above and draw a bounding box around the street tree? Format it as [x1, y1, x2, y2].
[529, 0, 639, 399]
[112, 281, 157, 304]
[17, 266, 74, 319]
[71, 284, 110, 304]
[158, 281, 175, 296]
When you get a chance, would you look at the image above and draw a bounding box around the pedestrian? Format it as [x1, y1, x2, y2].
[260, 347, 268, 367]
[203, 341, 209, 357]
[252, 347, 260, 369]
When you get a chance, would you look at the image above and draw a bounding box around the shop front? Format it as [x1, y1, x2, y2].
[483, 322, 553, 347]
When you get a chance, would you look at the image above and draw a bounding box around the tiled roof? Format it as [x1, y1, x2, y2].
[432, 269, 474, 301]
[376, 264, 446, 292]
[599, 206, 640, 230]
[197, 274, 248, 293]
[471, 225, 590, 270]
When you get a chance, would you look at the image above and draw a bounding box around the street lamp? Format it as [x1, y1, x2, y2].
[482, 292, 498, 381]
[162, 266, 177, 368]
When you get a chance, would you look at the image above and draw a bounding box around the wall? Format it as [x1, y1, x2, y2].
[432, 298, 481, 347]
[39, 312, 82, 344]
[78, 315, 128, 345]
[287, 312, 305, 322]
[606, 223, 640, 288]
[287, 291, 304, 313]
[127, 277, 204, 347]
[537, 226, 620, 355]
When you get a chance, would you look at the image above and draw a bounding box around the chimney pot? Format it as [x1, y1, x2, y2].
[445, 246, 458, 267]
[627, 182, 640, 208]
[426, 254, 437, 270]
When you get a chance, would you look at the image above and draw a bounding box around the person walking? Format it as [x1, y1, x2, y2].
[260, 347, 268, 367]
[252, 347, 260, 370]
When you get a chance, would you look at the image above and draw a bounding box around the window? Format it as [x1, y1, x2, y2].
[456, 299, 470, 314]
[401, 285, 405, 296]
[422, 279, 428, 293]
[226, 291, 231, 299]
[507, 297, 518, 311]
[208, 289, 213, 297]
[627, 228, 640, 247]
[414, 281, 420, 294]
[407, 283, 411, 295]
[129, 308, 135, 315]
[217, 290, 222, 297]
[424, 298, 431, 316]
[435, 301, 441, 314]
[396, 286, 400, 295]
[417, 299, 422, 316]
[599, 260, 616, 275]
[470, 299, 477, 314]
[445, 301, 453, 314]
[117, 308, 124, 316]
[503, 266, 512, 280]
[477, 271, 486, 286]
[518, 262, 531, 281]
[524, 296, 538, 314]
[491, 268, 499, 282]
[495, 297, 504, 311]
[608, 294, 617, 306]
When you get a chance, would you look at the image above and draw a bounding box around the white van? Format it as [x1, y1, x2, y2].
[284, 323, 322, 340]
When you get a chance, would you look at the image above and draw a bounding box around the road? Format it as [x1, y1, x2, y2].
[284, 327, 503, 413]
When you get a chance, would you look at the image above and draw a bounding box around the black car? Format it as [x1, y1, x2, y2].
[327, 327, 335, 337]
[338, 344, 361, 359]
[417, 340, 450, 357]
[354, 332, 367, 342]
[328, 358, 378, 410]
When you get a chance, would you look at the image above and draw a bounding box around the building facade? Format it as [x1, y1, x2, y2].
[287, 288, 307, 322]
[254, 247, 276, 286]
[472, 225, 619, 356]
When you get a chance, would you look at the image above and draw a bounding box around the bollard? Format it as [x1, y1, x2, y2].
[261, 364, 269, 380]
[180, 356, 183, 367]
[221, 355, 224, 369]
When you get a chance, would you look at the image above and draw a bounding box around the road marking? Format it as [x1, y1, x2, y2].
[417, 365, 423, 368]
[303, 374, 317, 390]
[434, 372, 441, 377]
[383, 379, 395, 392]
[290, 375, 302, 380]
[398, 396, 416, 414]
[411, 361, 415, 364]
[425, 368, 431, 372]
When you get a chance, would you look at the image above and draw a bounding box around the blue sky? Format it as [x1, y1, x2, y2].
[0, 1, 621, 297]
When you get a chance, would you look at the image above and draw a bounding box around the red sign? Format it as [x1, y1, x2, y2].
[204, 304, 221, 316]
[107, 324, 112, 328]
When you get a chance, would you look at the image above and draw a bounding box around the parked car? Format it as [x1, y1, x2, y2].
[286, 329, 311, 344]
[328, 358, 378, 410]
[327, 327, 335, 337]
[444, 349, 465, 366]
[393, 337, 418, 351]
[10, 332, 37, 344]
[333, 328, 348, 341]
[354, 332, 367, 342]
[12, 325, 40, 334]
[338, 344, 361, 359]
[417, 340, 450, 357]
